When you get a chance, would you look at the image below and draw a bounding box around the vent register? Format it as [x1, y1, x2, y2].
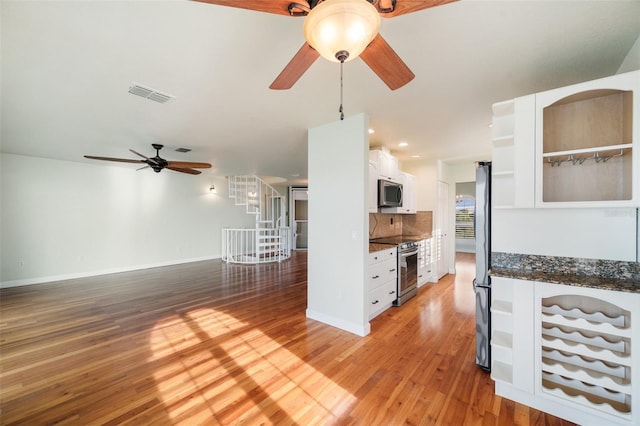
[128, 84, 174, 104]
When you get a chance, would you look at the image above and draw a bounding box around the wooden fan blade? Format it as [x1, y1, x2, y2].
[84, 155, 145, 164]
[381, 0, 457, 18]
[129, 149, 149, 159]
[359, 34, 415, 90]
[166, 161, 212, 169]
[270, 43, 320, 90]
[167, 166, 202, 175]
[191, 0, 309, 17]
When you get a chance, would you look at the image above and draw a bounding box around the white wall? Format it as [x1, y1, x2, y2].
[307, 113, 369, 336]
[0, 153, 255, 286]
[492, 208, 637, 262]
[618, 34, 640, 74]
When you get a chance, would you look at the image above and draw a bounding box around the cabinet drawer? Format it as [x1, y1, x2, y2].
[368, 248, 396, 265]
[369, 279, 397, 318]
[368, 258, 397, 291]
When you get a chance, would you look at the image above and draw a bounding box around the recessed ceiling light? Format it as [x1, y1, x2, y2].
[411, 155, 421, 158]
[399, 142, 409, 147]
[368, 128, 375, 134]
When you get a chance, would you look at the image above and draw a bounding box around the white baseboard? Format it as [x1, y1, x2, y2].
[0, 255, 220, 289]
[306, 309, 371, 337]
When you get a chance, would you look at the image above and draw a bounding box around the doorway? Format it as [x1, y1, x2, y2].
[289, 187, 308, 250]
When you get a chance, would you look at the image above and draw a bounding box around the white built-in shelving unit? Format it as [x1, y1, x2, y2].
[491, 95, 536, 209]
[492, 277, 639, 425]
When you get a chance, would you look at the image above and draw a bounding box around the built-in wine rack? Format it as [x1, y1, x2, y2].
[540, 294, 632, 420]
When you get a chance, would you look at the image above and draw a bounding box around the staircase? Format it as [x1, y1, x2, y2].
[222, 176, 291, 264]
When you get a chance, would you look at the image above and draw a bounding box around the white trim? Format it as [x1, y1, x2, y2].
[495, 382, 630, 426]
[0, 255, 220, 288]
[306, 309, 371, 337]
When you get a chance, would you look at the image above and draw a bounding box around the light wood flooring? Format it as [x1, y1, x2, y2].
[0, 252, 576, 425]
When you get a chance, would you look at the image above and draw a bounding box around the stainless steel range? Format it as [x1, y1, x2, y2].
[369, 236, 419, 306]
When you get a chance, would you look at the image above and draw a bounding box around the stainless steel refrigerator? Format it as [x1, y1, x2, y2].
[474, 161, 491, 371]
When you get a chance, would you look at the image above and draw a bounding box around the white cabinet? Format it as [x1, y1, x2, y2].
[380, 172, 416, 214]
[367, 247, 398, 319]
[490, 277, 535, 391]
[369, 149, 399, 182]
[368, 160, 378, 213]
[492, 277, 640, 426]
[491, 96, 535, 209]
[417, 238, 432, 287]
[534, 70, 639, 208]
[534, 282, 638, 425]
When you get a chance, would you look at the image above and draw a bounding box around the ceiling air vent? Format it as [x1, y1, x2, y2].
[128, 84, 175, 104]
[175, 148, 191, 153]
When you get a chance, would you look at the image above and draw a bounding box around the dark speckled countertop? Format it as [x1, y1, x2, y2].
[368, 234, 433, 253]
[491, 252, 640, 294]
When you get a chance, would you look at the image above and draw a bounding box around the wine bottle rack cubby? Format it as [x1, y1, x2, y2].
[540, 294, 632, 420]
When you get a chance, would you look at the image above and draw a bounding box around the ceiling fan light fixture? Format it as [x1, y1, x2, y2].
[303, 0, 380, 63]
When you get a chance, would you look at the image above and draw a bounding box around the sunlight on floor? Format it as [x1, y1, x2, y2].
[149, 308, 356, 423]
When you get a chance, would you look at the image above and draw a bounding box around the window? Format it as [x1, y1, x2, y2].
[455, 195, 475, 239]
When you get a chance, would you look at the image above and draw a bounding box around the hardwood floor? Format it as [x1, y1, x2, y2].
[0, 252, 575, 425]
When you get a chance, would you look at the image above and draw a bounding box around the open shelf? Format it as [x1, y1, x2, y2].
[540, 88, 634, 204]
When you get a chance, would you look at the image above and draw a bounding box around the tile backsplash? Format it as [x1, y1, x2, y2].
[369, 211, 433, 239]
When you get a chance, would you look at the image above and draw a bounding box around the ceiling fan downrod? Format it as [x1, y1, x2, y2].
[336, 50, 348, 121]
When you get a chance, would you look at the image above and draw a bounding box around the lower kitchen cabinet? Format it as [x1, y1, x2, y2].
[417, 238, 433, 287]
[367, 247, 397, 319]
[492, 276, 640, 426]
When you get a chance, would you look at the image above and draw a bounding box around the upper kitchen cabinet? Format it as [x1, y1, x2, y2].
[491, 95, 536, 209]
[535, 70, 639, 208]
[380, 172, 417, 214]
[370, 148, 400, 182]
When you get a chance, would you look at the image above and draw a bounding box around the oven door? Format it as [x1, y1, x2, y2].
[398, 248, 418, 298]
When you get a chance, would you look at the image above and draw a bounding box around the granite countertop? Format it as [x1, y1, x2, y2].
[368, 233, 433, 253]
[491, 267, 640, 293]
[491, 252, 640, 294]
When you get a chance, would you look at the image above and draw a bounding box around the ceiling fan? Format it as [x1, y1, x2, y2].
[193, 0, 456, 90]
[84, 144, 212, 175]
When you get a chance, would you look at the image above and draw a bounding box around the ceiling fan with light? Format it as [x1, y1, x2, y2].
[84, 144, 212, 175]
[193, 0, 456, 90]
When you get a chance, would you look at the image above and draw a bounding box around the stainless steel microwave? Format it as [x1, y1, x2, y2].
[378, 179, 403, 207]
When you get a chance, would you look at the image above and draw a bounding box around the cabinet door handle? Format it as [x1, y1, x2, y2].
[389, 268, 396, 272]
[389, 290, 395, 295]
[372, 300, 379, 305]
[372, 275, 380, 279]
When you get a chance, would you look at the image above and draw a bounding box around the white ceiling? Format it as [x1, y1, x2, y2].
[2, 0, 639, 185]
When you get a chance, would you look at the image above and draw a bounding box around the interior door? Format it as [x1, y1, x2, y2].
[289, 187, 308, 250]
[436, 180, 449, 279]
